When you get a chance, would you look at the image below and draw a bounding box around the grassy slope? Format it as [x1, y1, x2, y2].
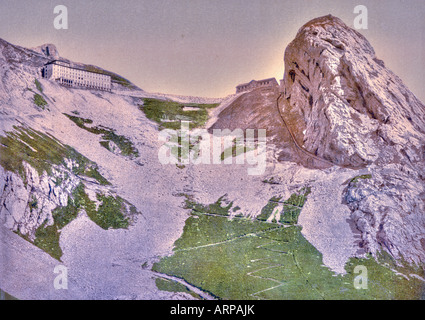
[153, 193, 424, 300]
[83, 65, 136, 89]
[0, 126, 107, 182]
[0, 126, 139, 261]
[140, 98, 219, 130]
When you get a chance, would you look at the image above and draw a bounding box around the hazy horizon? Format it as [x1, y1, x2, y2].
[0, 0, 424, 101]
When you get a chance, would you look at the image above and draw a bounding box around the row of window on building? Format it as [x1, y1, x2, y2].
[43, 60, 112, 91]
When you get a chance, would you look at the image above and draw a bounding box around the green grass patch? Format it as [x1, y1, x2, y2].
[33, 221, 62, 261]
[84, 167, 111, 186]
[0, 127, 138, 260]
[256, 196, 282, 222]
[32, 183, 138, 260]
[52, 183, 91, 229]
[34, 78, 43, 93]
[284, 187, 311, 207]
[255, 188, 311, 225]
[183, 194, 233, 217]
[33, 93, 47, 108]
[153, 196, 425, 300]
[33, 183, 95, 260]
[343, 174, 372, 186]
[0, 126, 109, 185]
[220, 138, 256, 161]
[84, 65, 135, 89]
[279, 205, 300, 225]
[32, 80, 47, 109]
[280, 187, 311, 225]
[64, 114, 139, 158]
[139, 98, 219, 130]
[99, 131, 138, 158]
[86, 194, 131, 230]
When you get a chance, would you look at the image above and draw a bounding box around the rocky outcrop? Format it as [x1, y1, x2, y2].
[0, 162, 80, 239]
[343, 167, 425, 265]
[279, 15, 425, 266]
[30, 44, 60, 60]
[209, 86, 332, 169]
[280, 15, 425, 169]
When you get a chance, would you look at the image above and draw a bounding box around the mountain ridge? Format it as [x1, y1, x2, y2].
[0, 15, 424, 299]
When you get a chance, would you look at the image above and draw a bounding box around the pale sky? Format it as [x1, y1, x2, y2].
[0, 0, 424, 101]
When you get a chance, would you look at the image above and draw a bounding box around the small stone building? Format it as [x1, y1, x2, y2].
[236, 78, 278, 93]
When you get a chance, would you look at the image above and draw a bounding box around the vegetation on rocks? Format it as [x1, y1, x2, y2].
[0, 126, 108, 185]
[139, 98, 219, 130]
[256, 188, 311, 225]
[20, 183, 89, 261]
[31, 183, 138, 261]
[220, 138, 257, 161]
[83, 65, 135, 89]
[183, 194, 233, 217]
[155, 278, 201, 299]
[34, 78, 43, 93]
[343, 174, 372, 187]
[86, 193, 134, 230]
[280, 187, 311, 225]
[33, 93, 47, 108]
[0, 126, 138, 260]
[64, 113, 139, 158]
[256, 196, 282, 222]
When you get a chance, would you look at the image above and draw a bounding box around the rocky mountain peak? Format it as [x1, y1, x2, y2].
[275, 15, 425, 266]
[30, 43, 60, 60]
[294, 15, 375, 55]
[281, 14, 425, 169]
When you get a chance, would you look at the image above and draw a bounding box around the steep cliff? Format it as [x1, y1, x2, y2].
[280, 15, 425, 265]
[210, 15, 425, 266]
[281, 15, 425, 169]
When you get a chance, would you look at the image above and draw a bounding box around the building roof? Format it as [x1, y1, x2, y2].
[236, 77, 278, 88]
[258, 77, 278, 83]
[44, 60, 111, 77]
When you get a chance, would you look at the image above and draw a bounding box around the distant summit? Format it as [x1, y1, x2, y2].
[30, 43, 60, 60]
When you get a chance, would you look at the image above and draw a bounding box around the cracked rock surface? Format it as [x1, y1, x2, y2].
[280, 15, 425, 265]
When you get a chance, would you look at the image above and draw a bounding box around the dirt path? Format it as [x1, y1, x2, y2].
[276, 93, 336, 167]
[151, 272, 216, 300]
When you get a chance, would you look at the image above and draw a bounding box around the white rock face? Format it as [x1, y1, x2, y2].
[0, 162, 80, 239]
[343, 165, 425, 265]
[281, 15, 425, 265]
[30, 44, 60, 60]
[281, 15, 425, 169]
